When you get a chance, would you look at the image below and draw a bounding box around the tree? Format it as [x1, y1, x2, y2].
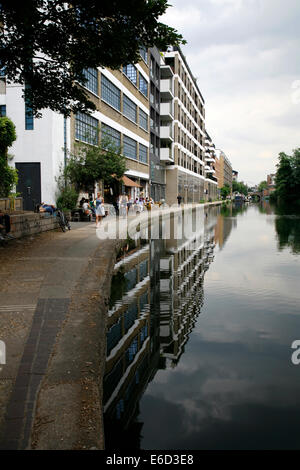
[65, 137, 127, 192]
[275, 152, 294, 203]
[220, 184, 231, 200]
[0, 1, 185, 116]
[0, 116, 18, 197]
[258, 180, 268, 192]
[232, 180, 248, 195]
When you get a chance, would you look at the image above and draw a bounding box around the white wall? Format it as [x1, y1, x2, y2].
[6, 83, 66, 205]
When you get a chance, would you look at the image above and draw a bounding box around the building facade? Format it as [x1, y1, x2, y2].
[204, 131, 218, 200]
[232, 170, 238, 181]
[2, 45, 233, 210]
[2, 49, 151, 208]
[149, 47, 166, 202]
[161, 46, 206, 205]
[216, 150, 233, 190]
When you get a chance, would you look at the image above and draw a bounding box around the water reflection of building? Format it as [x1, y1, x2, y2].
[214, 205, 237, 249]
[103, 208, 219, 448]
[103, 243, 152, 447]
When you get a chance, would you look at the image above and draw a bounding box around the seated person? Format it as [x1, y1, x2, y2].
[39, 203, 56, 215]
[89, 198, 96, 216]
[0, 211, 11, 238]
[82, 199, 92, 217]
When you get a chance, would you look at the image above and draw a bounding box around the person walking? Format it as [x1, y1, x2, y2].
[95, 193, 105, 228]
[119, 193, 128, 217]
[177, 194, 182, 206]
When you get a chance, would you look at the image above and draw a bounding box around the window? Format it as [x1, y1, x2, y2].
[81, 68, 98, 95]
[0, 105, 6, 117]
[139, 109, 148, 131]
[101, 123, 121, 148]
[140, 46, 148, 63]
[123, 64, 137, 86]
[75, 112, 98, 144]
[101, 74, 121, 111]
[123, 95, 137, 123]
[123, 135, 137, 160]
[139, 74, 148, 97]
[139, 144, 148, 164]
[25, 84, 34, 130]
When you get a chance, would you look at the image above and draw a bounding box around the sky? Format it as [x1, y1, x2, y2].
[161, 0, 300, 186]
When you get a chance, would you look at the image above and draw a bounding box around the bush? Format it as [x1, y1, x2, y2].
[56, 186, 79, 211]
[0, 117, 18, 197]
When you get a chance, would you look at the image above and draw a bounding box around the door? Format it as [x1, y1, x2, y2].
[15, 163, 41, 211]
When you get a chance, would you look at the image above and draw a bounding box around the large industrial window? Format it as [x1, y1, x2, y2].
[139, 109, 148, 131]
[140, 46, 148, 64]
[123, 64, 137, 86]
[81, 68, 98, 95]
[139, 75, 148, 97]
[75, 112, 98, 145]
[123, 135, 137, 160]
[123, 95, 137, 123]
[101, 75, 121, 111]
[101, 123, 121, 148]
[139, 144, 148, 164]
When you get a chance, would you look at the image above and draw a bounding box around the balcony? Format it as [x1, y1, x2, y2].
[205, 157, 215, 163]
[160, 65, 174, 79]
[160, 125, 173, 142]
[160, 146, 174, 163]
[160, 79, 174, 100]
[160, 102, 173, 121]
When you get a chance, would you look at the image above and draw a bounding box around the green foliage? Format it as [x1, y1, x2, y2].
[0, 117, 17, 154]
[275, 215, 300, 254]
[220, 184, 231, 200]
[0, 1, 185, 116]
[56, 186, 79, 211]
[258, 180, 268, 192]
[272, 150, 300, 206]
[0, 117, 18, 197]
[0, 164, 18, 198]
[232, 180, 248, 195]
[65, 137, 127, 191]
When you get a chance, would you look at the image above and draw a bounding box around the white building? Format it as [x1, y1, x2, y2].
[0, 75, 68, 209]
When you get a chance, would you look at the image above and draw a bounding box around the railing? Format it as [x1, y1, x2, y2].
[0, 197, 23, 211]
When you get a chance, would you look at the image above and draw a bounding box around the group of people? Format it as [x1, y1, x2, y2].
[117, 193, 154, 217]
[80, 193, 105, 228]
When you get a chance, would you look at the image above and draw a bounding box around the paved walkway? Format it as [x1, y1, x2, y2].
[0, 221, 119, 449]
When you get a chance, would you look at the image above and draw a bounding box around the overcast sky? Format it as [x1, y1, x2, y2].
[161, 0, 300, 186]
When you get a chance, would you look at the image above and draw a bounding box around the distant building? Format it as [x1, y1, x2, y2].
[216, 150, 232, 190]
[204, 131, 218, 200]
[232, 170, 238, 181]
[267, 173, 276, 189]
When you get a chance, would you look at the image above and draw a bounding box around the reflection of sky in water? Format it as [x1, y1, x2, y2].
[139, 205, 300, 450]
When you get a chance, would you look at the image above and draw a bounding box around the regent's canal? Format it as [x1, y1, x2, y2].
[103, 202, 300, 450]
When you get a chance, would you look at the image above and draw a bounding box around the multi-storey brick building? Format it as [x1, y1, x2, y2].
[3, 48, 151, 209]
[160, 46, 206, 205]
[73, 51, 151, 203]
[216, 150, 233, 190]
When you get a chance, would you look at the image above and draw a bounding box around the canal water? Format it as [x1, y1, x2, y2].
[103, 203, 300, 450]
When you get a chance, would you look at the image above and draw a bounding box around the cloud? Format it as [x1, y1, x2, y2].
[161, 0, 300, 184]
